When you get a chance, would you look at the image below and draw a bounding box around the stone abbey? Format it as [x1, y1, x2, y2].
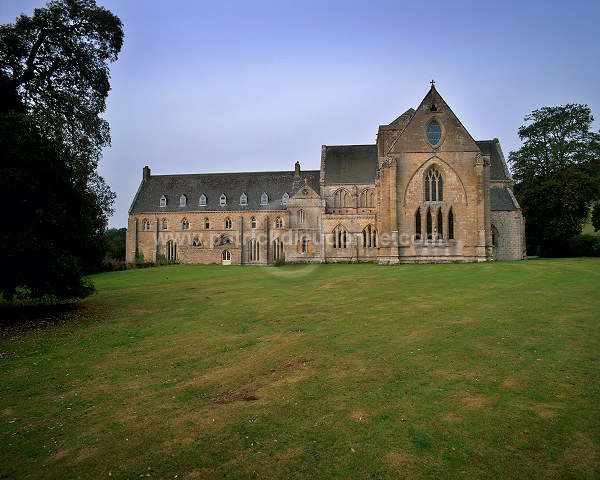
[127, 85, 525, 265]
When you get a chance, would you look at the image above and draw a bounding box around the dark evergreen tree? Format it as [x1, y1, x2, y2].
[509, 104, 600, 256]
[0, 0, 123, 301]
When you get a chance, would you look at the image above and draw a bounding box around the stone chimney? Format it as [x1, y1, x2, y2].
[143, 166, 151, 181]
[295, 161, 301, 177]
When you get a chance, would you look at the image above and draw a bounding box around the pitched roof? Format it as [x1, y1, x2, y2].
[323, 145, 378, 184]
[129, 170, 320, 213]
[476, 140, 512, 181]
[490, 187, 519, 211]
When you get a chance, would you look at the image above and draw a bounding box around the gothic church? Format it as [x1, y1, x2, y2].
[127, 85, 525, 265]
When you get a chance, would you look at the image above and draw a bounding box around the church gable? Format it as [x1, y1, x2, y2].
[385, 84, 480, 156]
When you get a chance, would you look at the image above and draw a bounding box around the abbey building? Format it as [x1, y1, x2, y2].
[127, 85, 525, 265]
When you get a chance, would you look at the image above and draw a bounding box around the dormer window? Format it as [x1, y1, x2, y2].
[260, 192, 269, 205]
[220, 194, 227, 206]
[199, 194, 207, 206]
[180, 194, 187, 207]
[240, 193, 248, 206]
[282, 192, 289, 205]
[160, 195, 167, 207]
[426, 119, 442, 146]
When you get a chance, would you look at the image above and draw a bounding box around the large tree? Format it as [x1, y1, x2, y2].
[0, 0, 123, 301]
[509, 104, 600, 256]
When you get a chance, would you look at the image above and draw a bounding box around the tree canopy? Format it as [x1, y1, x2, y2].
[0, 0, 123, 301]
[509, 104, 600, 256]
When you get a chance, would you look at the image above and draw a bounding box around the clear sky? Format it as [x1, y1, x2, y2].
[2, 0, 599, 228]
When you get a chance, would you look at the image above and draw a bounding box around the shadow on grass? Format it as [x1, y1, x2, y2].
[0, 301, 98, 338]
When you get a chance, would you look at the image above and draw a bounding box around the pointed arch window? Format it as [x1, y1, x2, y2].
[199, 194, 207, 206]
[160, 195, 167, 207]
[282, 192, 290, 205]
[362, 224, 377, 248]
[248, 239, 260, 261]
[181, 218, 190, 230]
[220, 194, 227, 206]
[333, 225, 348, 249]
[260, 192, 269, 205]
[142, 218, 151, 231]
[334, 189, 350, 208]
[240, 193, 247, 206]
[273, 238, 284, 260]
[251, 216, 257, 229]
[437, 207, 444, 240]
[204, 218, 210, 230]
[224, 217, 232, 229]
[426, 119, 442, 146]
[275, 216, 283, 229]
[162, 218, 168, 230]
[192, 236, 202, 247]
[425, 167, 443, 202]
[415, 208, 422, 240]
[166, 240, 177, 261]
[448, 207, 455, 240]
[180, 194, 187, 207]
[426, 207, 433, 240]
[359, 189, 375, 208]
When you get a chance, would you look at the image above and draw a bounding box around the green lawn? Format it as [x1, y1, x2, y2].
[1, 259, 599, 479]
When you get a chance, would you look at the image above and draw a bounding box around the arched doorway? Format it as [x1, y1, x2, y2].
[221, 249, 231, 265]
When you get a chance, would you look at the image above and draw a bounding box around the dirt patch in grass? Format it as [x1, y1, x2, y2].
[349, 410, 368, 422]
[460, 394, 489, 409]
[212, 389, 259, 404]
[563, 432, 599, 476]
[384, 449, 423, 479]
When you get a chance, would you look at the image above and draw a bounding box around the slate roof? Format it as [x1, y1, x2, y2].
[490, 187, 519, 211]
[476, 140, 512, 181]
[129, 170, 320, 213]
[323, 145, 378, 184]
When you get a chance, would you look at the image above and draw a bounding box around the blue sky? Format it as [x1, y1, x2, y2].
[2, 0, 599, 227]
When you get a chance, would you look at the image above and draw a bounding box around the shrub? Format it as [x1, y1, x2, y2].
[273, 253, 286, 267]
[568, 234, 600, 257]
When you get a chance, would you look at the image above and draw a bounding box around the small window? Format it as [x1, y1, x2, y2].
[220, 194, 227, 206]
[224, 217, 232, 229]
[251, 216, 257, 229]
[160, 195, 167, 207]
[204, 217, 210, 230]
[448, 208, 455, 240]
[162, 218, 168, 230]
[142, 218, 151, 231]
[192, 236, 201, 247]
[182, 218, 190, 230]
[180, 194, 187, 207]
[426, 120, 442, 146]
[261, 192, 269, 205]
[199, 194, 207, 206]
[282, 192, 289, 205]
[297, 209, 305, 224]
[275, 217, 283, 229]
[240, 193, 247, 206]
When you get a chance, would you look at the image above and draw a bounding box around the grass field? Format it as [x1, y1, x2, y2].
[1, 259, 599, 479]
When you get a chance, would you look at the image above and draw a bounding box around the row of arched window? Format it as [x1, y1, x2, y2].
[141, 216, 285, 231]
[160, 192, 290, 208]
[332, 224, 378, 249]
[415, 206, 455, 240]
[332, 188, 376, 208]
